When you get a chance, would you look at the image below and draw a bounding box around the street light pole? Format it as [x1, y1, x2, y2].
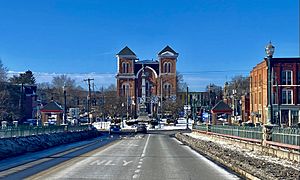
[265, 42, 275, 124]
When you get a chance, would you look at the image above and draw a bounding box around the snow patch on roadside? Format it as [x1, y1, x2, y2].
[185, 132, 300, 171]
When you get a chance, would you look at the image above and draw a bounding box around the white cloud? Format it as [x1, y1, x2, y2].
[7, 71, 226, 91]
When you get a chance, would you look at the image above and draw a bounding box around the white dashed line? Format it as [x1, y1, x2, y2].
[141, 134, 150, 157]
[138, 161, 143, 164]
[137, 165, 141, 168]
[133, 174, 140, 179]
[135, 169, 141, 173]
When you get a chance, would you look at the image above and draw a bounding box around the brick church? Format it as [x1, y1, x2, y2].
[116, 46, 178, 117]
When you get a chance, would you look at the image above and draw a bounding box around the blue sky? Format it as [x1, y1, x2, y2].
[1, 0, 299, 91]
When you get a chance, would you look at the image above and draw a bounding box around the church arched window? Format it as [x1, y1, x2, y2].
[122, 62, 130, 73]
[164, 83, 172, 97]
[163, 62, 172, 73]
[122, 83, 130, 96]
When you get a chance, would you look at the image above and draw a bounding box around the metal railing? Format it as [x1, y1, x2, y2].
[210, 125, 263, 140]
[192, 124, 208, 132]
[271, 127, 300, 146]
[193, 124, 299, 146]
[0, 125, 90, 138]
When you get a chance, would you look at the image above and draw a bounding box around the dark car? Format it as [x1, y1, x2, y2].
[109, 124, 121, 134]
[135, 124, 147, 133]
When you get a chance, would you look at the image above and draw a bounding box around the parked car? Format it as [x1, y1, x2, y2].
[109, 124, 121, 134]
[135, 124, 147, 133]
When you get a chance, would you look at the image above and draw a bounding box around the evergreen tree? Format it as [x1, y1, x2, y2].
[9, 70, 36, 85]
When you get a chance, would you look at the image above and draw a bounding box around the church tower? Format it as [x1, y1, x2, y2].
[158, 46, 178, 99]
[116, 46, 136, 99]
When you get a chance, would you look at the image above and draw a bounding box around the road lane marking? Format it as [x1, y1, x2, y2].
[89, 160, 106, 166]
[141, 134, 150, 157]
[26, 139, 120, 180]
[137, 165, 141, 168]
[139, 159, 143, 161]
[104, 160, 115, 166]
[0, 139, 106, 178]
[132, 174, 140, 179]
[138, 162, 143, 164]
[123, 160, 133, 166]
[134, 169, 140, 173]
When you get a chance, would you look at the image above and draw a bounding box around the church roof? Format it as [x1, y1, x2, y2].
[158, 45, 178, 56]
[211, 101, 232, 113]
[40, 101, 63, 113]
[117, 46, 136, 56]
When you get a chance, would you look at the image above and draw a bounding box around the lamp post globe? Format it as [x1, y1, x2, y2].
[265, 41, 275, 57]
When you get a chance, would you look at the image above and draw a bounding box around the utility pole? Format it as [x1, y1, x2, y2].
[101, 86, 104, 129]
[186, 86, 189, 129]
[63, 85, 67, 125]
[84, 78, 94, 124]
[160, 76, 163, 119]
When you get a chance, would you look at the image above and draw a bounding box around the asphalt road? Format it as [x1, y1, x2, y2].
[23, 130, 240, 180]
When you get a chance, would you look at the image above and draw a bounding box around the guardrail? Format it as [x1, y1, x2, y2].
[0, 125, 90, 138]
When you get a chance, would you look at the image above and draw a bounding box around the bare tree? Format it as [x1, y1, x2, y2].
[176, 71, 188, 92]
[206, 84, 223, 106]
[0, 59, 8, 82]
[226, 75, 250, 99]
[52, 75, 76, 89]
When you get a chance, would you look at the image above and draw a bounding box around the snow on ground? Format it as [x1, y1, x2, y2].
[92, 121, 192, 131]
[186, 132, 300, 171]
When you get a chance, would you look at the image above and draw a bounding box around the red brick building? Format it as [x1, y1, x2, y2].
[116, 46, 178, 116]
[250, 57, 300, 126]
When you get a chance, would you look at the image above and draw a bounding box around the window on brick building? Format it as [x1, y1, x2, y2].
[122, 62, 130, 73]
[282, 89, 293, 104]
[258, 92, 262, 104]
[281, 70, 292, 85]
[298, 88, 300, 104]
[297, 71, 300, 85]
[164, 83, 171, 97]
[122, 84, 130, 97]
[291, 110, 299, 126]
[272, 71, 278, 85]
[163, 62, 171, 73]
[258, 74, 262, 86]
[272, 91, 278, 104]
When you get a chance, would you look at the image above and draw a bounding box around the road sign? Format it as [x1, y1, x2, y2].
[170, 95, 176, 102]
